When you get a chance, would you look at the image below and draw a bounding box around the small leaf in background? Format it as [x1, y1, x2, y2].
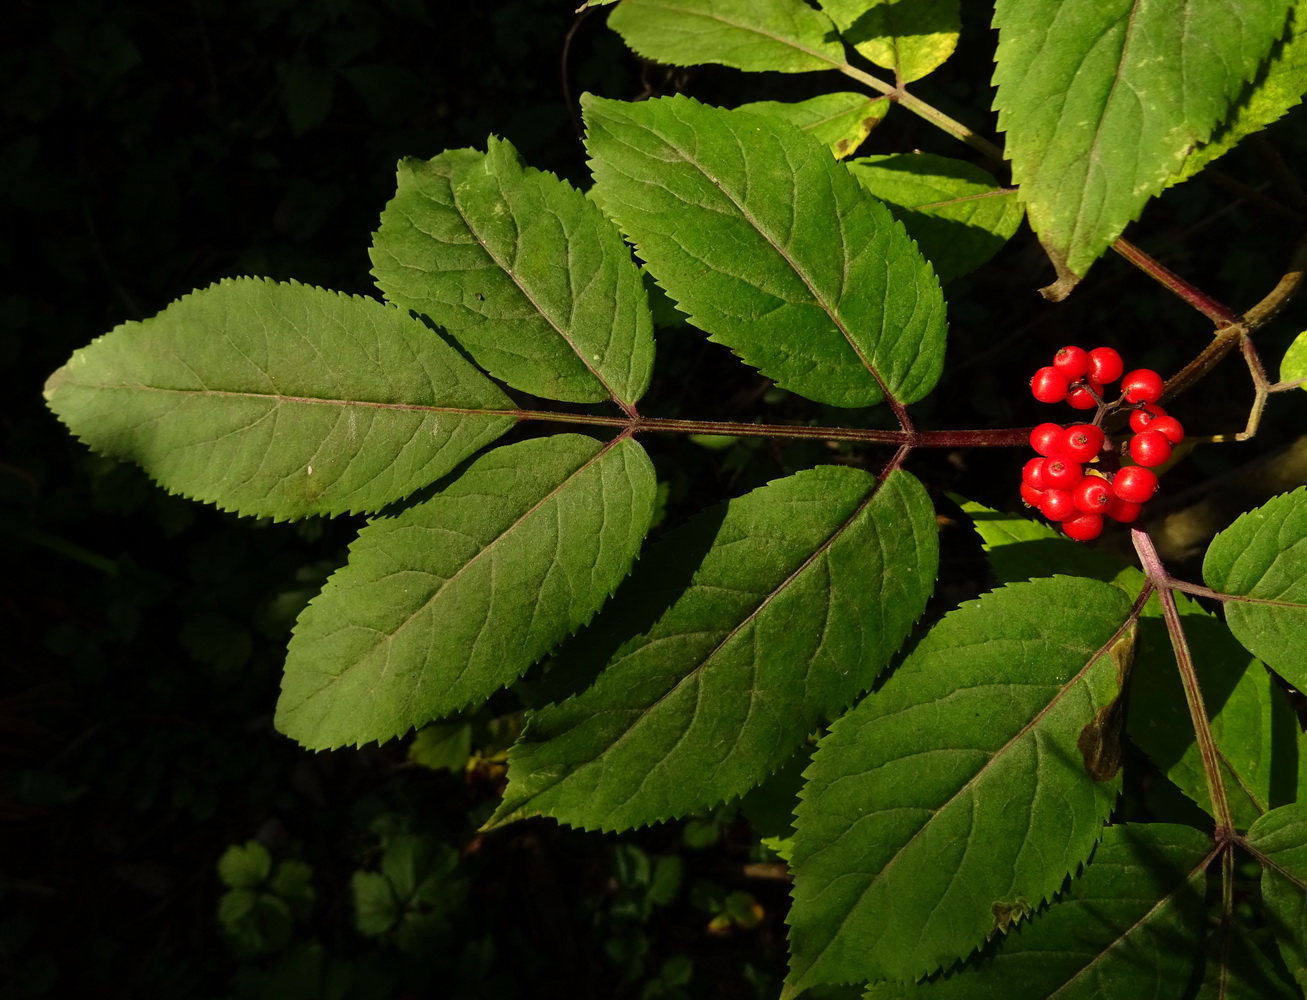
[819, 0, 961, 82]
[44, 278, 516, 520]
[607, 0, 845, 73]
[371, 137, 654, 408]
[739, 93, 889, 159]
[585, 94, 947, 409]
[1203, 487, 1307, 686]
[1246, 803, 1307, 992]
[786, 576, 1132, 990]
[848, 153, 1023, 283]
[1280, 330, 1307, 387]
[277, 434, 656, 749]
[862, 824, 1211, 999]
[408, 720, 473, 772]
[488, 468, 938, 831]
[1173, 1, 1307, 184]
[992, 0, 1293, 294]
[218, 841, 272, 889]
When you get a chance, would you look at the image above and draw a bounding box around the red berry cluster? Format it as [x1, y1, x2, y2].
[1022, 346, 1184, 542]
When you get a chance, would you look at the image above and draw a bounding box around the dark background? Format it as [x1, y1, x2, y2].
[4, 1, 1304, 998]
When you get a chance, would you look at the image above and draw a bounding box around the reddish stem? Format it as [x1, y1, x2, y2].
[1111, 238, 1242, 327]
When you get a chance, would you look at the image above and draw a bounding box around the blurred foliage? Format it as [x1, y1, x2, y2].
[3, 0, 1306, 996]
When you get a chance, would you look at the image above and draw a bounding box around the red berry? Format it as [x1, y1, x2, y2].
[1121, 368, 1164, 404]
[1073, 476, 1114, 514]
[1066, 379, 1103, 410]
[1063, 512, 1104, 541]
[1039, 489, 1077, 521]
[1105, 495, 1142, 523]
[1088, 347, 1124, 385]
[1149, 415, 1185, 445]
[1053, 346, 1090, 380]
[1022, 457, 1049, 490]
[1129, 403, 1167, 433]
[1043, 457, 1084, 490]
[1130, 429, 1172, 467]
[1060, 423, 1105, 463]
[1031, 366, 1070, 403]
[1020, 483, 1045, 507]
[1114, 465, 1158, 504]
[1030, 422, 1066, 457]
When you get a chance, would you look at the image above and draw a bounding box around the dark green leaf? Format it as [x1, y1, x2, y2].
[1203, 488, 1307, 686]
[862, 824, 1212, 999]
[44, 278, 515, 520]
[585, 94, 947, 408]
[276, 434, 656, 749]
[786, 576, 1132, 990]
[371, 137, 654, 408]
[607, 0, 845, 73]
[992, 0, 1292, 291]
[847, 153, 1023, 283]
[1247, 803, 1307, 992]
[488, 467, 938, 831]
[218, 841, 272, 889]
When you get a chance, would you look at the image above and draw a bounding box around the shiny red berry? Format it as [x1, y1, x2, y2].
[1030, 422, 1066, 457]
[1087, 347, 1124, 385]
[1149, 415, 1185, 445]
[1073, 477, 1114, 514]
[1121, 368, 1164, 404]
[1053, 346, 1090, 380]
[1130, 429, 1172, 467]
[1043, 457, 1084, 490]
[1105, 495, 1142, 523]
[1063, 512, 1104, 541]
[1060, 424, 1105, 463]
[1114, 465, 1158, 504]
[1031, 366, 1070, 403]
[1039, 489, 1077, 521]
[1129, 403, 1166, 433]
[1066, 379, 1103, 410]
[1022, 457, 1049, 490]
[1020, 483, 1045, 507]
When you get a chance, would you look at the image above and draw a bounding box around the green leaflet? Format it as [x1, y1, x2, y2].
[606, 0, 845, 73]
[276, 434, 656, 749]
[786, 576, 1132, 991]
[43, 278, 515, 520]
[585, 94, 947, 409]
[847, 153, 1023, 283]
[371, 136, 654, 408]
[1247, 803, 1307, 992]
[819, 0, 961, 83]
[739, 93, 890, 160]
[862, 824, 1212, 999]
[1173, 0, 1307, 184]
[1203, 488, 1307, 687]
[1195, 909, 1301, 999]
[959, 500, 1307, 828]
[992, 0, 1292, 293]
[1281, 331, 1307, 387]
[487, 467, 938, 832]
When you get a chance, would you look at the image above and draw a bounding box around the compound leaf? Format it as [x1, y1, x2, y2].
[43, 278, 515, 520]
[993, 0, 1293, 293]
[607, 0, 846, 74]
[487, 467, 938, 832]
[820, 0, 961, 82]
[585, 93, 947, 408]
[1203, 487, 1307, 687]
[848, 153, 1023, 283]
[786, 576, 1133, 991]
[1247, 803, 1307, 992]
[276, 434, 656, 749]
[371, 137, 654, 408]
[863, 824, 1212, 999]
[739, 93, 890, 159]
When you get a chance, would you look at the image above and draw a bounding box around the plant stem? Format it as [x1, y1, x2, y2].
[515, 408, 1031, 447]
[1131, 529, 1235, 837]
[1110, 238, 1242, 326]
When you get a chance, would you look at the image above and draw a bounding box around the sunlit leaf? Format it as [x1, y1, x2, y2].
[819, 0, 961, 82]
[739, 92, 889, 159]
